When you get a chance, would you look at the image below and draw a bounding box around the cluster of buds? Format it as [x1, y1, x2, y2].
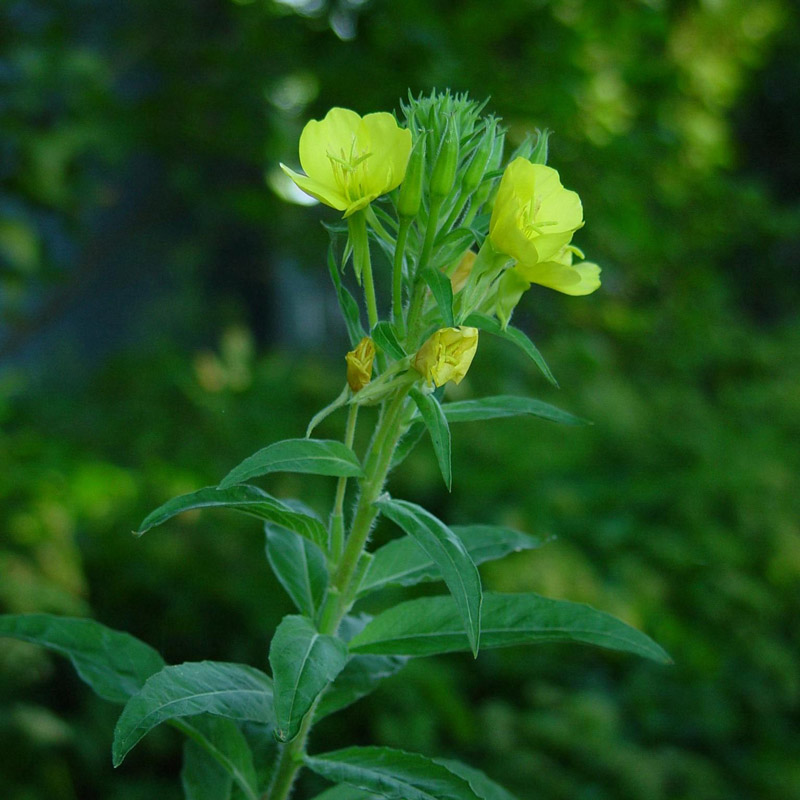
[280, 90, 600, 399]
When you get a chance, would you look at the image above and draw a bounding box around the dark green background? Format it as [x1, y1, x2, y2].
[2, 1, 799, 798]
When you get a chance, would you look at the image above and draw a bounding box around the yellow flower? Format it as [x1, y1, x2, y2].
[449, 250, 476, 294]
[281, 108, 412, 218]
[413, 327, 479, 388]
[490, 158, 584, 266]
[345, 337, 376, 393]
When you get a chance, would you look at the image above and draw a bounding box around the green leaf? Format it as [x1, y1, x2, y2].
[433, 760, 518, 800]
[136, 485, 328, 548]
[181, 738, 232, 800]
[113, 661, 274, 767]
[219, 439, 363, 489]
[421, 267, 455, 327]
[350, 592, 672, 663]
[328, 240, 365, 347]
[410, 388, 452, 491]
[464, 312, 557, 386]
[373, 498, 482, 657]
[442, 395, 589, 426]
[390, 421, 426, 469]
[371, 321, 406, 361]
[0, 614, 165, 704]
[265, 524, 328, 617]
[269, 615, 347, 742]
[358, 525, 548, 597]
[309, 787, 382, 800]
[176, 715, 260, 800]
[305, 746, 481, 800]
[315, 616, 407, 721]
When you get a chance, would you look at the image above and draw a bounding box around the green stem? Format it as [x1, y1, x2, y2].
[329, 402, 359, 561]
[406, 194, 445, 346]
[267, 388, 413, 800]
[348, 211, 378, 330]
[392, 218, 412, 337]
[333, 387, 411, 602]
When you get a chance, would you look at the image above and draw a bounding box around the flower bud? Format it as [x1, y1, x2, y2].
[430, 116, 459, 199]
[397, 134, 426, 219]
[450, 250, 476, 294]
[413, 326, 479, 388]
[462, 117, 498, 194]
[345, 337, 376, 393]
[529, 128, 551, 166]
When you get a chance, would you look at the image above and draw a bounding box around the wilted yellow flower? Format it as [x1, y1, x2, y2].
[490, 158, 584, 266]
[345, 337, 376, 393]
[413, 327, 479, 387]
[450, 250, 476, 294]
[281, 108, 412, 218]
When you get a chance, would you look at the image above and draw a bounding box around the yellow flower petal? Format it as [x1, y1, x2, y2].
[516, 257, 601, 296]
[360, 112, 412, 195]
[280, 164, 348, 211]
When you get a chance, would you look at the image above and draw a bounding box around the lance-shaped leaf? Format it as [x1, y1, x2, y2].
[433, 759, 518, 800]
[305, 746, 482, 800]
[358, 525, 548, 597]
[442, 395, 589, 426]
[136, 485, 327, 548]
[175, 715, 260, 800]
[181, 738, 232, 800]
[421, 267, 455, 327]
[464, 312, 557, 386]
[327, 239, 365, 347]
[0, 614, 165, 704]
[349, 592, 672, 664]
[113, 661, 274, 767]
[410, 388, 452, 490]
[265, 524, 328, 617]
[371, 321, 406, 361]
[315, 616, 407, 721]
[373, 498, 482, 657]
[269, 615, 347, 742]
[219, 439, 363, 489]
[309, 787, 382, 800]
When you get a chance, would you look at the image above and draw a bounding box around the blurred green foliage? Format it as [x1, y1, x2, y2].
[2, 0, 799, 798]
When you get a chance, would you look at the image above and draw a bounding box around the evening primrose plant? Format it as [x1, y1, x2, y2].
[0, 91, 668, 800]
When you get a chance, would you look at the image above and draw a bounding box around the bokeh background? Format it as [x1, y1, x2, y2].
[2, 0, 799, 798]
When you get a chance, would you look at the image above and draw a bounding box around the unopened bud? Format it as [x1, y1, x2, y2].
[397, 134, 426, 219]
[345, 337, 376, 392]
[413, 326, 479, 388]
[430, 116, 459, 199]
[462, 117, 498, 194]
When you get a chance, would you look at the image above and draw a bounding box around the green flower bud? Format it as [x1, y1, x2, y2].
[430, 115, 459, 199]
[529, 128, 551, 165]
[462, 117, 498, 194]
[397, 133, 426, 219]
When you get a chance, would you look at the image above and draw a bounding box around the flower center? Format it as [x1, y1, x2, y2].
[518, 194, 557, 238]
[327, 136, 374, 203]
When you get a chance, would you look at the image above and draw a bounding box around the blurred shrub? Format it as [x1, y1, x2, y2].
[2, 0, 799, 798]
